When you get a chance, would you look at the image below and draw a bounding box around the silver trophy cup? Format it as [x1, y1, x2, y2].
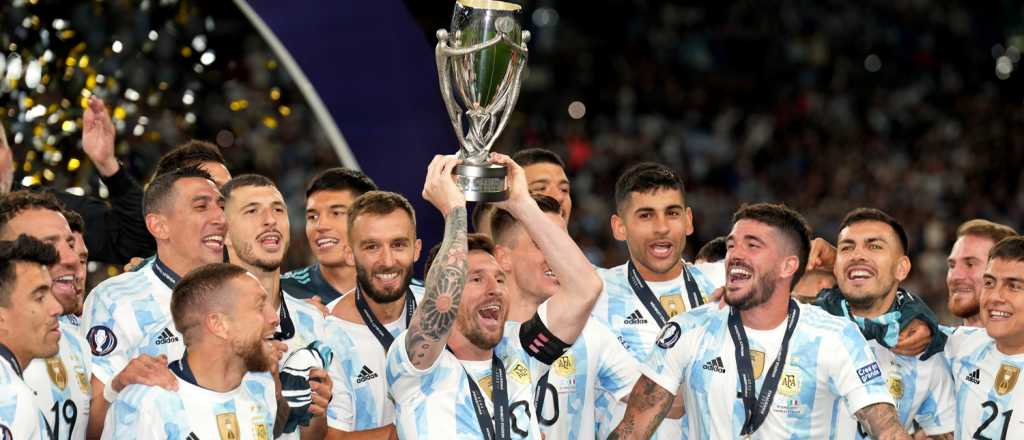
[436, 0, 530, 202]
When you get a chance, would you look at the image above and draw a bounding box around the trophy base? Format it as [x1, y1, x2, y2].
[454, 163, 508, 202]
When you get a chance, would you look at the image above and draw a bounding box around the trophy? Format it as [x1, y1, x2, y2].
[436, 0, 530, 202]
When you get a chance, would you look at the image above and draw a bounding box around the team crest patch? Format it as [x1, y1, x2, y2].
[995, 364, 1020, 395]
[86, 326, 117, 356]
[46, 357, 68, 390]
[0, 424, 11, 440]
[216, 413, 240, 440]
[658, 294, 686, 318]
[508, 360, 531, 385]
[857, 362, 881, 384]
[751, 350, 765, 379]
[554, 354, 576, 377]
[253, 423, 269, 440]
[656, 322, 681, 349]
[778, 370, 801, 396]
[887, 375, 904, 400]
[478, 375, 494, 399]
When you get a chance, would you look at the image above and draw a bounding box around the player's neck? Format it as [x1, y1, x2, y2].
[963, 314, 983, 327]
[505, 276, 543, 323]
[631, 255, 683, 282]
[847, 288, 897, 320]
[186, 348, 245, 393]
[739, 287, 792, 330]
[448, 330, 493, 361]
[995, 338, 1024, 356]
[361, 287, 408, 324]
[155, 247, 198, 281]
[320, 263, 356, 296]
[0, 340, 29, 372]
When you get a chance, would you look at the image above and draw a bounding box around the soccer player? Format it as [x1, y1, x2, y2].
[320, 190, 424, 439]
[0, 192, 94, 440]
[151, 140, 232, 188]
[491, 194, 639, 439]
[282, 168, 378, 310]
[694, 236, 727, 264]
[947, 219, 1017, 328]
[102, 263, 280, 439]
[945, 235, 1024, 439]
[386, 153, 602, 439]
[817, 208, 954, 439]
[82, 165, 225, 438]
[221, 175, 332, 439]
[0, 235, 63, 439]
[512, 148, 572, 221]
[64, 210, 89, 317]
[611, 203, 908, 439]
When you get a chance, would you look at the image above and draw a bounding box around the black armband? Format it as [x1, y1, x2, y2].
[519, 312, 571, 365]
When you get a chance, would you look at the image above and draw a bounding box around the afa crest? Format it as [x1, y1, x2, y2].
[887, 375, 904, 400]
[778, 370, 801, 396]
[253, 423, 269, 440]
[554, 354, 576, 377]
[508, 360, 531, 385]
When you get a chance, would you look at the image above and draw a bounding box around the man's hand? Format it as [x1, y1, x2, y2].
[807, 237, 836, 272]
[489, 152, 532, 214]
[82, 95, 119, 177]
[421, 154, 465, 217]
[892, 319, 931, 356]
[307, 368, 332, 417]
[112, 354, 177, 392]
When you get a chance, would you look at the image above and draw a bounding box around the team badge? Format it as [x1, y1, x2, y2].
[887, 375, 904, 400]
[216, 413, 240, 440]
[508, 360, 532, 385]
[655, 322, 681, 349]
[658, 294, 686, 318]
[995, 364, 1020, 395]
[751, 350, 765, 379]
[253, 423, 269, 440]
[778, 370, 801, 396]
[86, 326, 117, 356]
[478, 375, 494, 399]
[554, 354, 576, 377]
[46, 357, 68, 391]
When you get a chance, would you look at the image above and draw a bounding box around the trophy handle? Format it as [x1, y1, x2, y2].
[436, 31, 472, 158]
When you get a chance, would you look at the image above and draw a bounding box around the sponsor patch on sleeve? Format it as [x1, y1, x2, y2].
[856, 362, 881, 384]
[656, 322, 682, 349]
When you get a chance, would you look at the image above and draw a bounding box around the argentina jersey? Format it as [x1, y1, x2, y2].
[640, 302, 893, 439]
[102, 363, 276, 440]
[386, 320, 547, 439]
[24, 315, 93, 440]
[945, 327, 1024, 439]
[0, 344, 49, 440]
[535, 318, 639, 440]
[281, 264, 350, 311]
[833, 340, 955, 439]
[322, 285, 423, 432]
[276, 289, 330, 440]
[82, 264, 183, 385]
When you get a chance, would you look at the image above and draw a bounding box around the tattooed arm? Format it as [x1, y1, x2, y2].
[405, 155, 469, 370]
[855, 403, 912, 440]
[609, 375, 675, 440]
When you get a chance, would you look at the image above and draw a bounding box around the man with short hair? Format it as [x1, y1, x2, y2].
[102, 263, 280, 439]
[491, 194, 639, 439]
[0, 192, 95, 439]
[946, 219, 1017, 328]
[816, 208, 954, 439]
[611, 203, 907, 439]
[0, 235, 63, 439]
[82, 165, 227, 438]
[152, 139, 232, 187]
[320, 190, 423, 439]
[386, 153, 603, 438]
[512, 148, 572, 221]
[695, 236, 727, 264]
[64, 210, 89, 317]
[283, 168, 379, 310]
[944, 236, 1024, 438]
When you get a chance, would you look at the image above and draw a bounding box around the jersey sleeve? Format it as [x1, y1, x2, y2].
[0, 384, 46, 440]
[826, 320, 895, 414]
[914, 356, 956, 435]
[82, 287, 138, 385]
[385, 331, 451, 409]
[636, 314, 701, 396]
[323, 327, 357, 432]
[101, 385, 183, 440]
[591, 321, 641, 401]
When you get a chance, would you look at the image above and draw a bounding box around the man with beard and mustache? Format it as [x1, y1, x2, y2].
[386, 153, 602, 439]
[320, 190, 424, 440]
[221, 175, 332, 439]
[946, 219, 1017, 328]
[102, 263, 281, 439]
[612, 203, 906, 439]
[816, 208, 954, 439]
[0, 192, 95, 440]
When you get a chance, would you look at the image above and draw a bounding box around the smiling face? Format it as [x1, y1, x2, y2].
[456, 250, 509, 350]
[980, 258, 1024, 353]
[226, 185, 289, 272]
[524, 162, 572, 221]
[947, 234, 995, 322]
[611, 189, 693, 282]
[834, 221, 910, 311]
[724, 219, 792, 311]
[225, 274, 280, 372]
[156, 177, 227, 271]
[2, 209, 81, 315]
[347, 210, 421, 304]
[0, 262, 63, 362]
[306, 189, 358, 268]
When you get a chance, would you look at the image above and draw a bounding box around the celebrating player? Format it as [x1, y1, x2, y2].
[946, 219, 1017, 328]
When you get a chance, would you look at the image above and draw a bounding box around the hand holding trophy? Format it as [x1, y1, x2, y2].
[436, 0, 530, 202]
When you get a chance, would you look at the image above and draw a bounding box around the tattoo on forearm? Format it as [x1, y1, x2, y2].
[855, 402, 911, 440]
[406, 207, 467, 369]
[609, 376, 673, 439]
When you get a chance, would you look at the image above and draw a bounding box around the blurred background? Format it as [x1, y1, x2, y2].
[2, 0, 1022, 323]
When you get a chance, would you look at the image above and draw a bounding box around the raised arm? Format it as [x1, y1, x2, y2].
[404, 155, 468, 370]
[490, 153, 602, 343]
[608, 375, 675, 440]
[855, 402, 912, 440]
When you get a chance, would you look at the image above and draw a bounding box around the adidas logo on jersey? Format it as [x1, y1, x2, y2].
[356, 365, 378, 384]
[966, 368, 981, 385]
[154, 328, 180, 345]
[186, 432, 200, 440]
[702, 357, 726, 374]
[623, 310, 648, 325]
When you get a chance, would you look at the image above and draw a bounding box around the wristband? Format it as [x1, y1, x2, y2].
[519, 312, 570, 365]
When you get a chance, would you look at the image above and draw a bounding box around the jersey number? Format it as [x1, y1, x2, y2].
[974, 400, 1013, 440]
[48, 400, 78, 440]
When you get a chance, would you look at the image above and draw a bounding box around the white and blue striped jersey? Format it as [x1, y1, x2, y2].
[945, 326, 1024, 439]
[322, 286, 423, 433]
[82, 266, 183, 385]
[640, 302, 894, 439]
[0, 345, 49, 440]
[535, 318, 639, 440]
[277, 289, 329, 440]
[24, 315, 93, 440]
[101, 367, 276, 440]
[386, 318, 549, 439]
